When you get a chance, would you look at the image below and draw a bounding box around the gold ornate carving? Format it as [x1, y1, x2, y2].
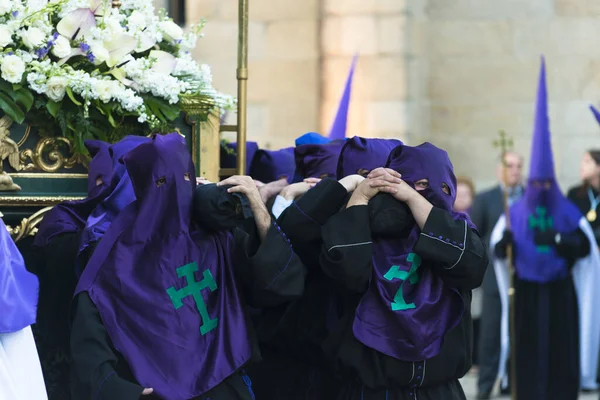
[19, 136, 86, 173]
[0, 115, 22, 191]
[3, 207, 53, 242]
[0, 195, 84, 207]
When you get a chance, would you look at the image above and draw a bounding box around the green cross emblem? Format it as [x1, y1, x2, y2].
[166, 262, 219, 335]
[528, 206, 554, 253]
[383, 253, 422, 311]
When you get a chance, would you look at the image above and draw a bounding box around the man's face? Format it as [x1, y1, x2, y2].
[498, 152, 523, 188]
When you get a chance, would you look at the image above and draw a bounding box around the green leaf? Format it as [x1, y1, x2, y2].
[65, 86, 83, 106]
[0, 92, 25, 123]
[12, 88, 34, 111]
[46, 100, 61, 117]
[0, 80, 12, 93]
[144, 96, 180, 121]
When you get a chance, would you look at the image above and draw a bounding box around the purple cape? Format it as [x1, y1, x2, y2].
[221, 141, 259, 172]
[353, 143, 472, 361]
[33, 139, 113, 247]
[293, 140, 345, 180]
[336, 136, 402, 179]
[75, 133, 252, 399]
[1, 218, 39, 333]
[294, 132, 331, 146]
[249, 147, 295, 183]
[77, 135, 151, 270]
[510, 58, 582, 283]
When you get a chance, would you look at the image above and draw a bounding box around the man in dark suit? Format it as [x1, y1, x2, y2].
[472, 151, 524, 400]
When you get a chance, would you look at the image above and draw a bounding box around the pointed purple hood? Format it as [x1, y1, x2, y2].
[328, 54, 358, 141]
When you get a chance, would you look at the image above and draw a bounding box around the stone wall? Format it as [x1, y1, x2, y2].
[321, 0, 412, 141]
[185, 0, 320, 150]
[410, 0, 600, 190]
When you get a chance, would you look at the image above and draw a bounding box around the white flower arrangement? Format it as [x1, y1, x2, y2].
[0, 0, 234, 153]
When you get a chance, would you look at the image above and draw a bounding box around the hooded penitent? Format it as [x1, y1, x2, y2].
[352, 143, 473, 361]
[328, 55, 357, 141]
[74, 133, 252, 399]
[590, 104, 600, 127]
[76, 135, 151, 275]
[510, 58, 582, 283]
[294, 139, 345, 180]
[33, 139, 113, 247]
[221, 141, 259, 173]
[250, 147, 296, 183]
[336, 136, 402, 179]
[1, 217, 39, 333]
[294, 132, 331, 147]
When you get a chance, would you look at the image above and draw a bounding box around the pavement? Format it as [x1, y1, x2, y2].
[459, 369, 597, 399]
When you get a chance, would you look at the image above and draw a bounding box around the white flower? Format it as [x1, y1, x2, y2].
[127, 10, 146, 31]
[159, 20, 183, 42]
[88, 41, 110, 64]
[95, 80, 118, 102]
[45, 76, 68, 101]
[0, 25, 13, 47]
[0, 0, 12, 15]
[52, 35, 72, 58]
[19, 27, 46, 49]
[1, 54, 25, 83]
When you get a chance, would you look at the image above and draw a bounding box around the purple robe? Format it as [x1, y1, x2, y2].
[33, 140, 113, 247]
[336, 136, 402, 178]
[510, 58, 582, 283]
[1, 217, 39, 333]
[353, 142, 473, 361]
[75, 133, 252, 399]
[250, 147, 295, 183]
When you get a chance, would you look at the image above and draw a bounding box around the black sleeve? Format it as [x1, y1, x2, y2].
[234, 219, 307, 307]
[469, 193, 487, 238]
[277, 178, 348, 243]
[556, 227, 591, 264]
[413, 207, 488, 290]
[320, 205, 373, 293]
[70, 293, 144, 400]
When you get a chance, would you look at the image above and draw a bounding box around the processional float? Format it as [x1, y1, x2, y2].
[0, 0, 250, 241]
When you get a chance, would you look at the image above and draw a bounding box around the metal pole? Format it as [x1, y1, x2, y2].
[236, 0, 248, 175]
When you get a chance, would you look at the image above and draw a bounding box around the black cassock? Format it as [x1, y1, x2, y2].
[495, 228, 590, 400]
[247, 178, 349, 400]
[70, 190, 308, 400]
[319, 204, 488, 400]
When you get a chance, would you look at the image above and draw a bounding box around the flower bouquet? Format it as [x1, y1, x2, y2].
[0, 0, 234, 155]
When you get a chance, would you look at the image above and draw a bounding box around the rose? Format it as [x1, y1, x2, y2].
[0, 54, 25, 83]
[0, 0, 11, 15]
[95, 80, 118, 102]
[51, 35, 72, 58]
[159, 20, 183, 42]
[45, 76, 68, 102]
[0, 25, 13, 48]
[19, 27, 46, 49]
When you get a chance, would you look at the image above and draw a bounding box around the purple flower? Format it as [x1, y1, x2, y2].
[86, 52, 95, 62]
[47, 40, 54, 47]
[11, 11, 18, 17]
[79, 42, 90, 52]
[52, 32, 59, 40]
[175, 39, 182, 44]
[7, 51, 14, 55]
[35, 47, 49, 58]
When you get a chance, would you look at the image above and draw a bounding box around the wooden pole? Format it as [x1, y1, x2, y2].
[236, 0, 249, 175]
[494, 130, 517, 400]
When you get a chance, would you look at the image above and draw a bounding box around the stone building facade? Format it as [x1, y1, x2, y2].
[185, 0, 600, 189]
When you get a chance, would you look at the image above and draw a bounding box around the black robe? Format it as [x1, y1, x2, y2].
[70, 216, 306, 400]
[495, 228, 590, 399]
[18, 232, 81, 400]
[319, 205, 488, 400]
[247, 178, 348, 400]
